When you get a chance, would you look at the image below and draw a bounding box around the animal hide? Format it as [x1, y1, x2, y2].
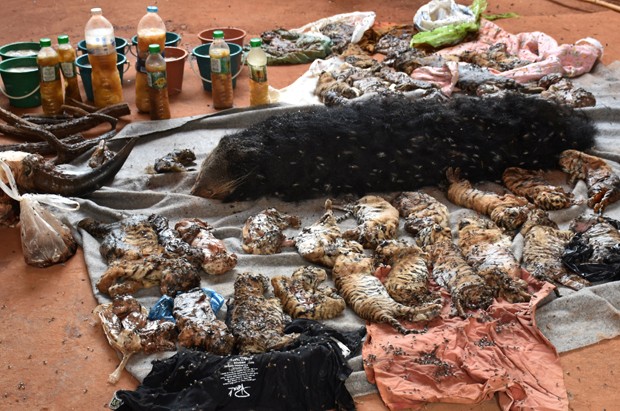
[192, 93, 596, 202]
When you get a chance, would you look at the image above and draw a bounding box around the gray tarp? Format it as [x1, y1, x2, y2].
[60, 61, 620, 397]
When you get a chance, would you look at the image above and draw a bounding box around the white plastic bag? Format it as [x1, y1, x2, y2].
[0, 160, 79, 268]
[291, 11, 376, 44]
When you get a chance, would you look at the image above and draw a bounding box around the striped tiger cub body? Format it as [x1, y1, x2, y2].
[295, 199, 364, 268]
[520, 208, 590, 291]
[391, 191, 452, 247]
[229, 272, 299, 355]
[502, 166, 574, 210]
[336, 195, 400, 249]
[374, 239, 442, 308]
[392, 191, 493, 316]
[332, 251, 441, 334]
[426, 240, 495, 317]
[242, 208, 301, 255]
[457, 215, 531, 303]
[447, 168, 531, 231]
[559, 149, 620, 213]
[271, 266, 346, 320]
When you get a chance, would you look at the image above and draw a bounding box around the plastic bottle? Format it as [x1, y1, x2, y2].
[146, 44, 171, 120]
[57, 35, 82, 103]
[84, 7, 123, 108]
[37, 38, 64, 115]
[247, 38, 270, 106]
[135, 5, 166, 113]
[209, 30, 233, 110]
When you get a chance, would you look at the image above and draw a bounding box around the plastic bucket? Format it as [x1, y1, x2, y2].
[77, 37, 129, 55]
[197, 28, 246, 46]
[191, 43, 243, 92]
[0, 56, 41, 108]
[0, 41, 41, 61]
[164, 46, 188, 95]
[76, 53, 129, 102]
[131, 32, 182, 50]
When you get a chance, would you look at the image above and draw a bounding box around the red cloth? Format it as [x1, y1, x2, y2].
[363, 276, 567, 410]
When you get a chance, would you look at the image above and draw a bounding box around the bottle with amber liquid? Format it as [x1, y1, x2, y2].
[84, 7, 123, 108]
[209, 30, 233, 110]
[37, 38, 64, 115]
[146, 44, 171, 120]
[57, 35, 82, 103]
[136, 5, 166, 113]
[247, 38, 269, 106]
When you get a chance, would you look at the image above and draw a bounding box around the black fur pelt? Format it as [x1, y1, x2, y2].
[192, 93, 596, 202]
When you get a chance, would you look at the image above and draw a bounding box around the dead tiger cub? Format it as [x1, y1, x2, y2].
[447, 168, 532, 231]
[271, 266, 346, 320]
[559, 149, 620, 213]
[502, 166, 574, 210]
[332, 251, 441, 334]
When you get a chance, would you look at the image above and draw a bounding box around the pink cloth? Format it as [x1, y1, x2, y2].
[410, 60, 459, 96]
[363, 274, 567, 410]
[410, 19, 603, 88]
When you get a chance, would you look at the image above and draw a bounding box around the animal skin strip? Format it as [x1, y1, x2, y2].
[0, 134, 86, 155]
[0, 103, 130, 141]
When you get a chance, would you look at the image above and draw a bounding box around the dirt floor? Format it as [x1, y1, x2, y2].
[0, 1, 619, 410]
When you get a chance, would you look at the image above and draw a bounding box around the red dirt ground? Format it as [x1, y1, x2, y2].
[1, 1, 619, 410]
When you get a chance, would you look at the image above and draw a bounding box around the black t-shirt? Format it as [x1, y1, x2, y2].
[112, 319, 364, 411]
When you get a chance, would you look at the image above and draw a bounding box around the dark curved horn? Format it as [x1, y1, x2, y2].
[21, 137, 138, 197]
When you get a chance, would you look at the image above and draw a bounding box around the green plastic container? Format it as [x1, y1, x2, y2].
[77, 37, 129, 55]
[191, 42, 243, 92]
[131, 32, 182, 48]
[0, 56, 41, 108]
[0, 41, 41, 61]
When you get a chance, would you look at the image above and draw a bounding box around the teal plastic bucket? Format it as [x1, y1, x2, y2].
[76, 53, 129, 102]
[191, 43, 243, 92]
[0, 56, 41, 108]
[77, 37, 129, 55]
[131, 32, 182, 49]
[0, 41, 41, 61]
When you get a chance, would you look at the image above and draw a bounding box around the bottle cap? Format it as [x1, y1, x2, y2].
[39, 38, 52, 48]
[147, 6, 158, 13]
[250, 38, 262, 48]
[213, 30, 224, 39]
[149, 44, 161, 54]
[57, 35, 69, 45]
[91, 7, 102, 15]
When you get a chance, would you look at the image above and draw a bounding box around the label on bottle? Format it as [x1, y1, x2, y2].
[40, 65, 59, 82]
[86, 32, 115, 56]
[211, 57, 230, 74]
[60, 62, 76, 78]
[249, 63, 267, 83]
[147, 70, 167, 89]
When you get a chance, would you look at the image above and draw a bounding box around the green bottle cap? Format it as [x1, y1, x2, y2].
[39, 38, 52, 47]
[57, 35, 69, 45]
[213, 30, 224, 39]
[250, 38, 262, 48]
[149, 44, 161, 54]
